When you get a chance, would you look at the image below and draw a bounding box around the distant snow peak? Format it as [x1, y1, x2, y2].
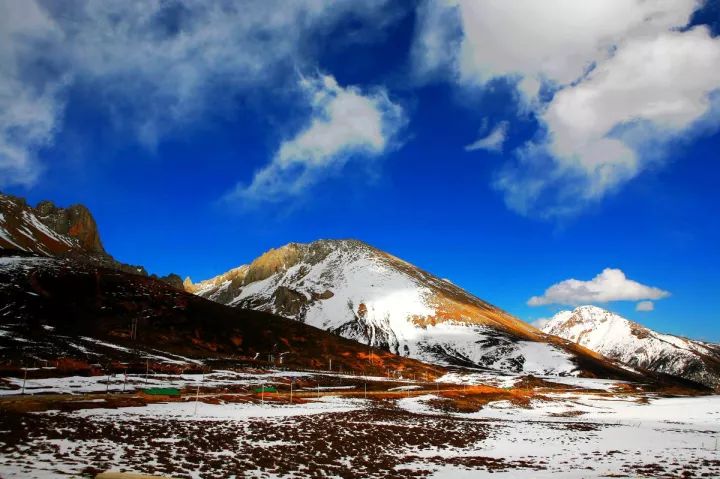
[542, 305, 720, 390]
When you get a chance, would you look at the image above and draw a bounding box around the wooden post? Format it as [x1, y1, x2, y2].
[194, 381, 200, 416]
[364, 383, 367, 399]
[290, 381, 293, 404]
[21, 369, 27, 395]
[123, 369, 127, 393]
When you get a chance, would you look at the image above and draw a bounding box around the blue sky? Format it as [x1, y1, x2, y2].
[1, 1, 719, 341]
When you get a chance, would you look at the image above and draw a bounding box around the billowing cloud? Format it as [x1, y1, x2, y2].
[499, 26, 720, 218]
[413, 0, 720, 218]
[226, 74, 405, 202]
[444, 0, 697, 93]
[528, 268, 670, 306]
[0, 0, 396, 187]
[465, 122, 507, 153]
[636, 301, 655, 312]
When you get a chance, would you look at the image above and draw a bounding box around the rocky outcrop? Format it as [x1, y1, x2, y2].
[33, 200, 105, 254]
[155, 273, 184, 290]
[0, 191, 179, 282]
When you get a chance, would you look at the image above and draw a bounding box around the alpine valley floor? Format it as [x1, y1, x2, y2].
[1, 369, 718, 479]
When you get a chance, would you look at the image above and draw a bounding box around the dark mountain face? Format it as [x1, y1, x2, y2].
[0, 192, 187, 286]
[0, 252, 444, 379]
[0, 193, 93, 257]
[33, 200, 106, 255]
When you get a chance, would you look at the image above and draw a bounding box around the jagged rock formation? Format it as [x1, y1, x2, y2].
[186, 239, 643, 379]
[0, 192, 182, 287]
[34, 200, 105, 254]
[155, 273, 184, 290]
[542, 305, 720, 390]
[1, 193, 92, 257]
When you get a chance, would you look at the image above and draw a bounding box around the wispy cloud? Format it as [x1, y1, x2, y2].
[636, 300, 655, 312]
[528, 268, 670, 306]
[465, 121, 507, 153]
[0, 0, 395, 187]
[226, 74, 405, 203]
[413, 0, 720, 218]
[0, 1, 64, 187]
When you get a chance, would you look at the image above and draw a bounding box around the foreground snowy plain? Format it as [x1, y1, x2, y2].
[0, 370, 718, 478]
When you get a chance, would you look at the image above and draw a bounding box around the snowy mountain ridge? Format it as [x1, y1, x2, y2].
[187, 239, 634, 378]
[542, 305, 720, 389]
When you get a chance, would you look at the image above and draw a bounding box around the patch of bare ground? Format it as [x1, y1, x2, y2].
[513, 375, 578, 391]
[617, 457, 720, 478]
[0, 402, 551, 478]
[425, 385, 533, 414]
[548, 409, 587, 418]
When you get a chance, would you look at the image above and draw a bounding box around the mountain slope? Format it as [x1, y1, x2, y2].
[186, 240, 643, 379]
[0, 251, 442, 379]
[542, 305, 720, 390]
[0, 192, 184, 286]
[0, 193, 100, 257]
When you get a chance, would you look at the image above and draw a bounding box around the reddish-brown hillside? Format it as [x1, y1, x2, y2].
[0, 252, 444, 380]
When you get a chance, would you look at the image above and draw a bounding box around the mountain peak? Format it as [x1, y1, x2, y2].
[188, 239, 638, 379]
[33, 199, 106, 255]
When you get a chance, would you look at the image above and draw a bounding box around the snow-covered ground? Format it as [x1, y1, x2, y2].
[72, 395, 368, 421]
[1, 370, 718, 478]
[0, 369, 404, 396]
[436, 370, 630, 391]
[397, 393, 720, 478]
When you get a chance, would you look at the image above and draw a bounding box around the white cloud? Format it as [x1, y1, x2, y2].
[636, 300, 655, 312]
[411, 0, 462, 82]
[465, 121, 507, 152]
[226, 74, 405, 202]
[414, 0, 720, 218]
[0, 1, 64, 187]
[519, 27, 720, 214]
[528, 268, 670, 306]
[452, 0, 697, 93]
[0, 0, 396, 186]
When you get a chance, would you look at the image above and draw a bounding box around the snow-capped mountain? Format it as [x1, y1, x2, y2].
[186, 239, 636, 378]
[542, 305, 720, 389]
